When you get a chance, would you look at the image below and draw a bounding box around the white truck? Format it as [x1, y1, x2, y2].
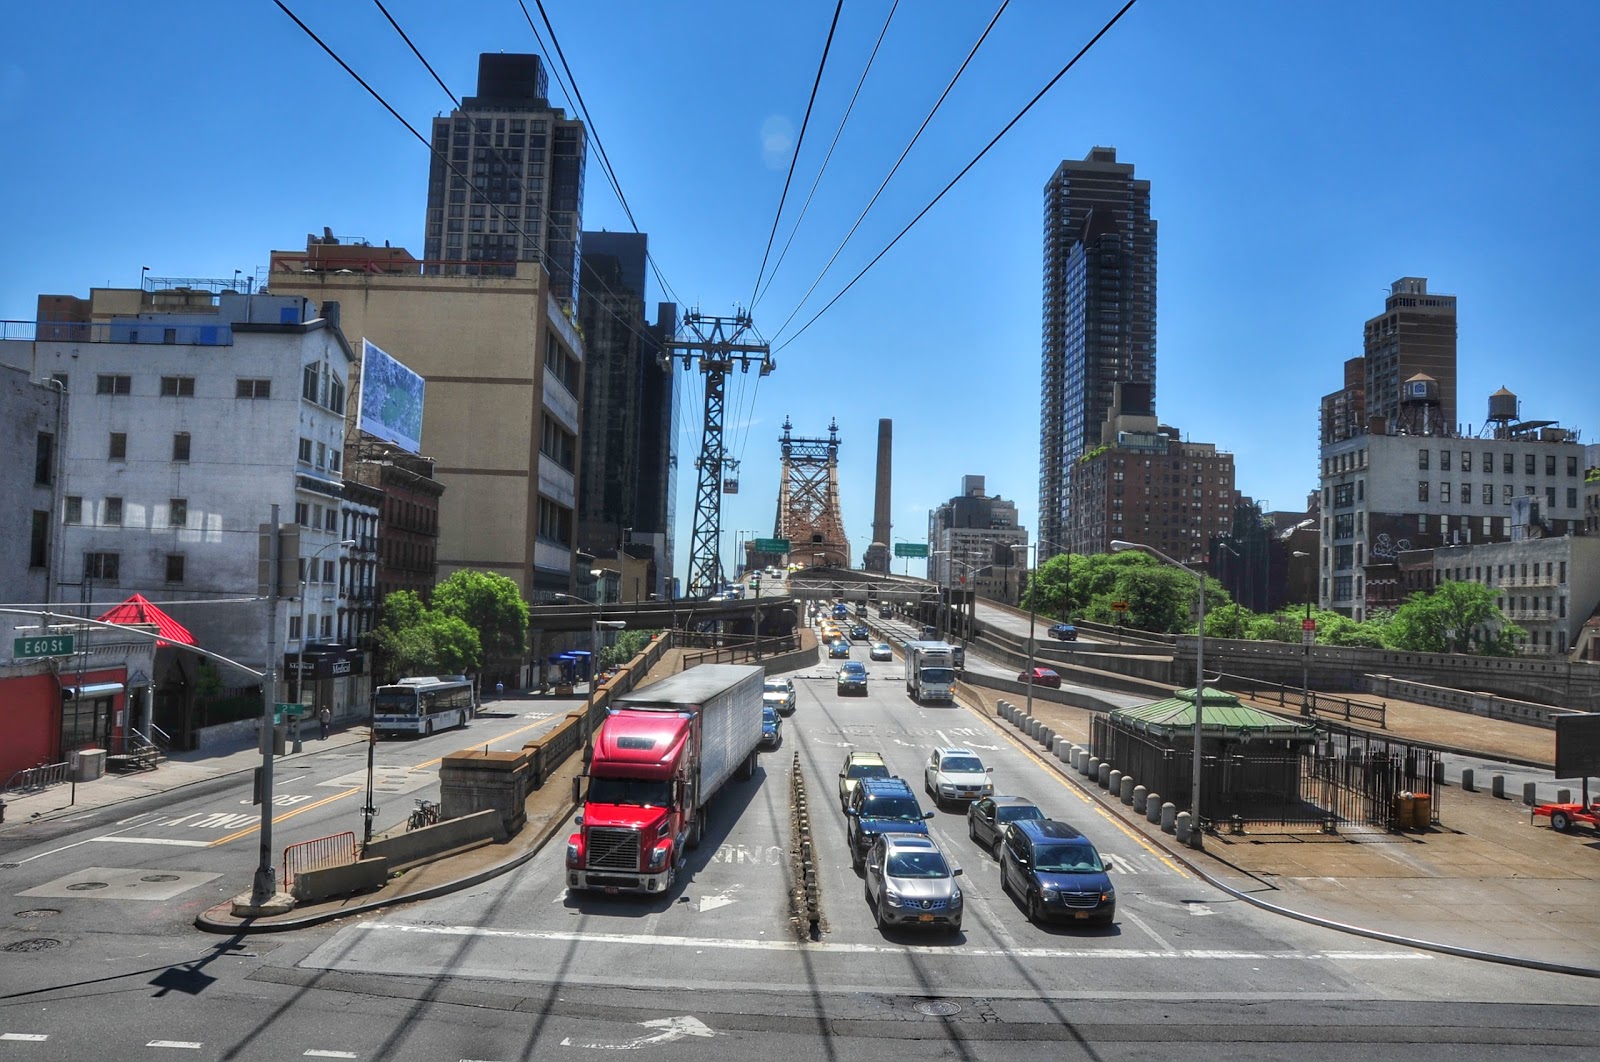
[904, 641, 957, 704]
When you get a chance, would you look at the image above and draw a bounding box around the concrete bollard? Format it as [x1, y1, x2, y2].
[1120, 776, 1135, 805]
[1557, 788, 1571, 804]
[1147, 793, 1162, 823]
[1160, 801, 1176, 832]
[1175, 810, 1191, 843]
[1108, 769, 1122, 793]
[1133, 785, 1148, 814]
[1098, 763, 1111, 789]
[1075, 749, 1089, 774]
[1029, 719, 1042, 740]
[1491, 774, 1505, 799]
[1042, 727, 1056, 747]
[1523, 781, 1538, 806]
[1461, 768, 1475, 792]
[1087, 756, 1100, 779]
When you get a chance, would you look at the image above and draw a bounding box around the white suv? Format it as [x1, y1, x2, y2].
[924, 747, 993, 809]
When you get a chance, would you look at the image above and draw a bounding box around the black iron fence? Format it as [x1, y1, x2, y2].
[1213, 671, 1387, 728]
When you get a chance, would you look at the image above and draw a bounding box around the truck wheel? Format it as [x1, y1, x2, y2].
[738, 749, 757, 780]
[1551, 810, 1571, 833]
[688, 808, 705, 848]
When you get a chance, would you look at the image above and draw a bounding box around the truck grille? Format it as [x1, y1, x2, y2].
[587, 826, 641, 871]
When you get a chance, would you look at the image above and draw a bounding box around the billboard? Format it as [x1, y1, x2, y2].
[359, 339, 425, 454]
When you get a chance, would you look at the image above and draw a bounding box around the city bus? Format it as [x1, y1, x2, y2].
[372, 675, 476, 737]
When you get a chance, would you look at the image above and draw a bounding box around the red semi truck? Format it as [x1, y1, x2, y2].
[566, 663, 766, 895]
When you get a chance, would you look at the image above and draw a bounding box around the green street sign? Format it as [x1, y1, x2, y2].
[753, 538, 791, 553]
[14, 635, 75, 659]
[894, 543, 929, 558]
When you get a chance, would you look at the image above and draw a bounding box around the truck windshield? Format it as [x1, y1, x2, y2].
[920, 668, 956, 684]
[586, 777, 671, 808]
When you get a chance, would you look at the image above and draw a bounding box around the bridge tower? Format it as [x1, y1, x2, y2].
[774, 417, 850, 568]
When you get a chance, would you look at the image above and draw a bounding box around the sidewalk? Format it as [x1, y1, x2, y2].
[959, 681, 1600, 976]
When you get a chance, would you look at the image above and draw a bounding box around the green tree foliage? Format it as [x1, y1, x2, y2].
[599, 629, 659, 670]
[430, 570, 529, 669]
[371, 590, 483, 680]
[1386, 580, 1524, 655]
[1028, 551, 1229, 635]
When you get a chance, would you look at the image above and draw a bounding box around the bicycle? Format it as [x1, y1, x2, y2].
[407, 797, 441, 831]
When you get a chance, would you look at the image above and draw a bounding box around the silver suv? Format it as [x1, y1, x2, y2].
[863, 832, 964, 933]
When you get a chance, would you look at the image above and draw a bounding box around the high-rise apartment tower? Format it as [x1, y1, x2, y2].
[1363, 277, 1457, 432]
[1039, 147, 1156, 560]
[423, 54, 586, 303]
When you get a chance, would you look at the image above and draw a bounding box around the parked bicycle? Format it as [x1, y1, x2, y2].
[407, 797, 441, 831]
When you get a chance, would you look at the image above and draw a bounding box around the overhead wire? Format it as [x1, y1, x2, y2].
[774, 0, 1139, 354]
[753, 0, 900, 310]
[748, 0, 844, 311]
[770, 0, 1009, 344]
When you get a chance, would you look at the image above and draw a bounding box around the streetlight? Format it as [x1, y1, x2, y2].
[1292, 550, 1312, 713]
[1011, 543, 1038, 718]
[294, 539, 356, 704]
[1111, 538, 1208, 849]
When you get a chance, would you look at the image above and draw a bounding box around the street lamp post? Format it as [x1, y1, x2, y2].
[1292, 550, 1312, 714]
[294, 539, 356, 706]
[1112, 539, 1207, 849]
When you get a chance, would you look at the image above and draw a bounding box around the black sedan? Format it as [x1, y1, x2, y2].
[967, 796, 1045, 856]
[1048, 623, 1078, 641]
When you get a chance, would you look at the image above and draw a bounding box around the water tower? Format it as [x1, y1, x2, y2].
[1395, 373, 1443, 436]
[1486, 386, 1519, 439]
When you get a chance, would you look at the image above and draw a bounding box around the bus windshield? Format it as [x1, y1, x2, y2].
[373, 691, 419, 716]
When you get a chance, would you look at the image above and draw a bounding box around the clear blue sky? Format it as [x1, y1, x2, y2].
[2, 2, 1595, 586]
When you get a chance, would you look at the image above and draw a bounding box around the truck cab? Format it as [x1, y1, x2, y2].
[568, 711, 692, 895]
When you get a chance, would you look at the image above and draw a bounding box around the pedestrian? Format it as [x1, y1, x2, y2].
[495, 681, 504, 697]
[318, 706, 331, 740]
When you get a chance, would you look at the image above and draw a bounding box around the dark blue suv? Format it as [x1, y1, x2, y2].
[999, 819, 1115, 926]
[844, 777, 932, 870]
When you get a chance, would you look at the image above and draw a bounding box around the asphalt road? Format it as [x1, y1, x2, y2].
[1, 650, 1596, 1059]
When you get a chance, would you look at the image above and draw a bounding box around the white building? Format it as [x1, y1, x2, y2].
[1, 364, 62, 606]
[1408, 536, 1600, 656]
[928, 476, 1028, 604]
[0, 292, 354, 676]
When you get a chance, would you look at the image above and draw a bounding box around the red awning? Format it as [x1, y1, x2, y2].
[95, 593, 197, 648]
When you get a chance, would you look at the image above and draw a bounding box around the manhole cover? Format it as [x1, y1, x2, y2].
[140, 874, 180, 883]
[915, 1001, 961, 1017]
[4, 938, 62, 953]
[66, 881, 108, 891]
[14, 909, 61, 918]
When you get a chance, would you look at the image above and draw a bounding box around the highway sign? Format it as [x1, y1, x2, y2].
[894, 543, 929, 558]
[752, 538, 791, 553]
[1110, 601, 1129, 612]
[14, 634, 75, 659]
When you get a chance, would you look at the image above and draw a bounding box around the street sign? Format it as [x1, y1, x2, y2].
[752, 538, 791, 553]
[1110, 601, 1129, 612]
[1301, 629, 1316, 645]
[14, 634, 75, 659]
[1301, 618, 1317, 631]
[894, 543, 929, 558]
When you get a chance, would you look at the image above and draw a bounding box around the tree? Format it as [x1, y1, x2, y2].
[1386, 581, 1524, 655]
[370, 590, 483, 681]
[430, 570, 529, 672]
[599, 629, 659, 670]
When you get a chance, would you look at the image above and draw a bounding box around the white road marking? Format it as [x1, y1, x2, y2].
[10, 821, 152, 863]
[304, 1052, 358, 1059]
[1, 1033, 48, 1041]
[352, 922, 1430, 962]
[561, 1015, 714, 1050]
[146, 1041, 204, 1049]
[1118, 908, 1175, 952]
[1189, 904, 1216, 916]
[89, 837, 211, 848]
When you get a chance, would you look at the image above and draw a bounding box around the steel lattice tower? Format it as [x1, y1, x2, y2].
[775, 417, 850, 568]
[672, 311, 773, 597]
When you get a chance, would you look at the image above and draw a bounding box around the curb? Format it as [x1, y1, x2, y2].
[195, 791, 577, 934]
[965, 691, 1600, 980]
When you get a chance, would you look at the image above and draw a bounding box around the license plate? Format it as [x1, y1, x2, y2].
[1073, 911, 1088, 919]
[605, 887, 619, 895]
[918, 914, 935, 922]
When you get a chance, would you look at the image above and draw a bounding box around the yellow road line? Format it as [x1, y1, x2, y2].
[957, 693, 1186, 875]
[207, 787, 361, 847]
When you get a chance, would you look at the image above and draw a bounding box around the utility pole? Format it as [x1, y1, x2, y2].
[246, 506, 288, 910]
[670, 311, 774, 598]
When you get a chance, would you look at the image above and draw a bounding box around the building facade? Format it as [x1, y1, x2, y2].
[2, 364, 63, 607]
[423, 53, 586, 304]
[348, 441, 443, 605]
[575, 230, 676, 600]
[0, 288, 354, 674]
[928, 476, 1028, 604]
[268, 239, 583, 601]
[1363, 278, 1458, 433]
[1039, 147, 1156, 560]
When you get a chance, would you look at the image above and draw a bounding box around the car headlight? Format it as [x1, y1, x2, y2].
[566, 840, 582, 867]
[649, 844, 671, 870]
[883, 889, 904, 907]
[950, 886, 963, 906]
[1040, 885, 1059, 899]
[1101, 887, 1115, 902]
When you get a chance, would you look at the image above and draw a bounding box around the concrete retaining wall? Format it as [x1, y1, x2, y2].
[440, 751, 530, 834]
[365, 808, 506, 870]
[193, 717, 262, 754]
[1365, 674, 1582, 729]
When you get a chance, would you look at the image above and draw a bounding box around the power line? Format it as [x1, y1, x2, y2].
[753, 0, 899, 310]
[771, 0, 1009, 343]
[749, 0, 843, 310]
[372, 0, 458, 106]
[775, 0, 1138, 354]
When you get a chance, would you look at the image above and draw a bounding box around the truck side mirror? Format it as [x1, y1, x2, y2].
[573, 814, 584, 826]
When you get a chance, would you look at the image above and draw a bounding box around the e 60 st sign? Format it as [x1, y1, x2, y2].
[14, 635, 76, 659]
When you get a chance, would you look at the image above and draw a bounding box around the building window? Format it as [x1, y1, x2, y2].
[1546, 455, 1557, 476]
[1525, 453, 1536, 475]
[236, 378, 272, 398]
[325, 508, 337, 531]
[1503, 484, 1514, 505]
[1568, 488, 1579, 509]
[295, 501, 310, 527]
[160, 375, 195, 397]
[1547, 487, 1557, 510]
[328, 376, 345, 415]
[84, 552, 120, 581]
[165, 554, 185, 583]
[289, 615, 302, 641]
[1440, 450, 1451, 472]
[1568, 456, 1579, 477]
[315, 441, 326, 469]
[1418, 450, 1429, 470]
[109, 432, 127, 460]
[96, 374, 131, 395]
[1418, 481, 1429, 502]
[1461, 483, 1470, 505]
[1441, 482, 1451, 503]
[30, 510, 49, 568]
[321, 615, 332, 638]
[104, 497, 123, 525]
[298, 437, 313, 464]
[170, 498, 188, 527]
[323, 559, 335, 582]
[1461, 451, 1471, 472]
[303, 364, 320, 402]
[65, 496, 82, 523]
[172, 432, 191, 462]
[35, 431, 55, 485]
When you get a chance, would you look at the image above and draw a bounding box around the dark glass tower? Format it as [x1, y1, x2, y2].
[1039, 147, 1156, 559]
[423, 54, 586, 303]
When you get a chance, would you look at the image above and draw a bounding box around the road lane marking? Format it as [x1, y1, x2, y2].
[304, 1052, 358, 1059]
[147, 1041, 203, 1049]
[10, 822, 156, 864]
[207, 788, 360, 848]
[1118, 908, 1176, 952]
[352, 922, 1430, 961]
[90, 837, 211, 848]
[1, 1033, 48, 1041]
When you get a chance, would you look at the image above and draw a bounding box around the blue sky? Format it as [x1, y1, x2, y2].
[2, 2, 1595, 586]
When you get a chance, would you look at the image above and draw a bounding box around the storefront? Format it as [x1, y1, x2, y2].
[284, 644, 370, 722]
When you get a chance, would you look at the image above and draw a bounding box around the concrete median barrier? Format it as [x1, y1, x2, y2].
[365, 808, 507, 872]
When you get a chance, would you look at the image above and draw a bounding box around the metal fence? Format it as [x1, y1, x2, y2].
[282, 831, 357, 888]
[1213, 671, 1387, 728]
[4, 761, 71, 795]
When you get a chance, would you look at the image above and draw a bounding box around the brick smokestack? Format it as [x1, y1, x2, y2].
[863, 419, 892, 573]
